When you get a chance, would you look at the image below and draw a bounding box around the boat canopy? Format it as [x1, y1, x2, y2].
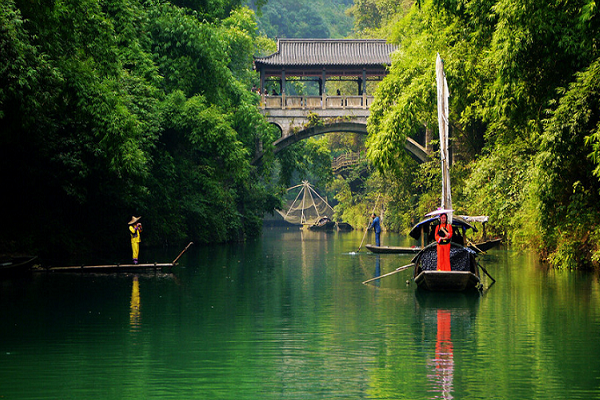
[456, 215, 489, 224]
[409, 216, 477, 240]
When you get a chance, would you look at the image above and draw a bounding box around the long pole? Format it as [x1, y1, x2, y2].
[301, 184, 307, 225]
[284, 184, 305, 221]
[172, 242, 194, 265]
[306, 184, 320, 221]
[467, 239, 485, 254]
[362, 263, 414, 284]
[357, 193, 381, 253]
[477, 261, 496, 283]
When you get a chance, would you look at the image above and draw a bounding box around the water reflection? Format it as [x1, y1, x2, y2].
[417, 292, 480, 400]
[430, 309, 454, 399]
[374, 255, 381, 287]
[129, 275, 141, 331]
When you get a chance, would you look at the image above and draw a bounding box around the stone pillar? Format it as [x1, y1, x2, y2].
[362, 68, 367, 109]
[322, 68, 327, 109]
[260, 68, 265, 107]
[281, 69, 286, 109]
[260, 68, 265, 94]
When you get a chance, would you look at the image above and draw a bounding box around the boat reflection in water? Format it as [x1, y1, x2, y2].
[417, 291, 479, 400]
[429, 309, 454, 399]
[130, 275, 141, 331]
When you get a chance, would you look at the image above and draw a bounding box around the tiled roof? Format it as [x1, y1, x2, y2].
[254, 39, 397, 67]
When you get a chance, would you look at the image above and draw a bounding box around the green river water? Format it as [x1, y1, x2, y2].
[1, 226, 600, 399]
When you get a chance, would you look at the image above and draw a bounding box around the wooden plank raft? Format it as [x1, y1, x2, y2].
[43, 242, 193, 273]
[47, 262, 175, 272]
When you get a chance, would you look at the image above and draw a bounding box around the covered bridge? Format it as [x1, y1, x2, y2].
[254, 39, 397, 109]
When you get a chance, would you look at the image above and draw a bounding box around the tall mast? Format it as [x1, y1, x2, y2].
[436, 53, 452, 222]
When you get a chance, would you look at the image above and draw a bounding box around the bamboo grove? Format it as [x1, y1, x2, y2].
[354, 0, 600, 269]
[1, 0, 279, 260]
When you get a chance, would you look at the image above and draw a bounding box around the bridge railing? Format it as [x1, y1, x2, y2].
[262, 95, 375, 110]
[331, 152, 365, 172]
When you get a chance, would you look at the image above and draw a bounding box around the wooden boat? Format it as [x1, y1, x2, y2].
[336, 222, 354, 231]
[412, 243, 481, 291]
[408, 55, 484, 292]
[0, 255, 38, 276]
[307, 217, 336, 231]
[365, 244, 421, 254]
[455, 215, 502, 252]
[469, 238, 502, 253]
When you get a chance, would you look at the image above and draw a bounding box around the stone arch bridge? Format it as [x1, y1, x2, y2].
[251, 39, 428, 165]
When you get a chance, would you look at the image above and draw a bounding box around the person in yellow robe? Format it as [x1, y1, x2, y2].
[128, 216, 142, 264]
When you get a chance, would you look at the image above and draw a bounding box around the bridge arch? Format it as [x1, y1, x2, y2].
[273, 122, 367, 152]
[251, 39, 428, 166]
[252, 121, 427, 165]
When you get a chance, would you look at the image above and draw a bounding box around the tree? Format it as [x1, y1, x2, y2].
[363, 0, 600, 267]
[0, 0, 280, 258]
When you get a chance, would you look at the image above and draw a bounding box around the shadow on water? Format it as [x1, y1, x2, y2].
[414, 291, 480, 400]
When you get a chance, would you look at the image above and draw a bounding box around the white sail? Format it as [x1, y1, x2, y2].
[436, 53, 452, 223]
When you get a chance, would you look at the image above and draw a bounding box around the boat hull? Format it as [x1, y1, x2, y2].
[336, 222, 353, 231]
[471, 238, 501, 252]
[366, 244, 421, 254]
[414, 270, 480, 291]
[307, 221, 336, 231]
[412, 243, 480, 291]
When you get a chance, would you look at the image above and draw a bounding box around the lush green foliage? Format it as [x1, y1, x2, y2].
[536, 57, 600, 268]
[363, 0, 600, 268]
[248, 0, 354, 38]
[276, 136, 334, 191]
[0, 0, 278, 260]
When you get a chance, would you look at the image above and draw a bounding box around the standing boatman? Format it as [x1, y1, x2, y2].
[369, 213, 381, 247]
[128, 216, 142, 264]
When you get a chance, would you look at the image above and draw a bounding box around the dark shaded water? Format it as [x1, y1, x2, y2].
[2, 227, 600, 399]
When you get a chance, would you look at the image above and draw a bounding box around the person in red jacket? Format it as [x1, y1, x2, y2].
[434, 213, 453, 271]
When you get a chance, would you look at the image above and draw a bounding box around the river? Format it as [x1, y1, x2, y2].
[1, 226, 600, 399]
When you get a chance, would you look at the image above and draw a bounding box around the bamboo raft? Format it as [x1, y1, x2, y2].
[42, 242, 193, 273]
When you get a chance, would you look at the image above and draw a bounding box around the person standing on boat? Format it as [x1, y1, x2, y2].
[128, 216, 142, 264]
[369, 213, 381, 246]
[435, 213, 453, 271]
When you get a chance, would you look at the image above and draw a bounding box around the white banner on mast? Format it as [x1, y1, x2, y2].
[436, 53, 452, 223]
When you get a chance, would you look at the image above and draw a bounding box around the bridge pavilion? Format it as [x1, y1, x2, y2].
[252, 39, 428, 164]
[254, 39, 397, 110]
